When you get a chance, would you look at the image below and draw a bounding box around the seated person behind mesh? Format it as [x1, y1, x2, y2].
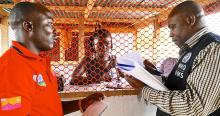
[70, 29, 116, 85]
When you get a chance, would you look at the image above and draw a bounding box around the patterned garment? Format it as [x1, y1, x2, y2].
[158, 58, 178, 77]
[142, 28, 220, 116]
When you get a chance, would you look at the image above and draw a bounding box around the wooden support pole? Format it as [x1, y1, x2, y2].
[78, 16, 85, 61]
[0, 16, 9, 55]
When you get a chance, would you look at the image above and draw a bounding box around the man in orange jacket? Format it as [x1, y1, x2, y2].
[0, 2, 104, 115]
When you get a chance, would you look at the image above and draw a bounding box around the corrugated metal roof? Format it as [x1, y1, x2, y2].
[0, 0, 218, 30]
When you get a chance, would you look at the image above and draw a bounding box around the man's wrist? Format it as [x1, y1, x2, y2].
[78, 99, 84, 113]
[142, 86, 152, 101]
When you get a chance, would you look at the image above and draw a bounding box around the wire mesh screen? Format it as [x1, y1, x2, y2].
[17, 0, 218, 96]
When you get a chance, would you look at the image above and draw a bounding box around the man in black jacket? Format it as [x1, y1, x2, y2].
[124, 1, 220, 116]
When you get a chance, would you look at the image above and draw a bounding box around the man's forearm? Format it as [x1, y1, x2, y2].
[62, 100, 79, 115]
[142, 86, 203, 115]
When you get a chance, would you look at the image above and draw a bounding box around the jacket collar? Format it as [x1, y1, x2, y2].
[11, 41, 43, 60]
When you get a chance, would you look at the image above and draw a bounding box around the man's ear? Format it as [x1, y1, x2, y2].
[22, 21, 33, 32]
[186, 15, 196, 26]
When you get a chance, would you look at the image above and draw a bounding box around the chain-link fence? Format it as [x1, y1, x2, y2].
[2, 0, 219, 97]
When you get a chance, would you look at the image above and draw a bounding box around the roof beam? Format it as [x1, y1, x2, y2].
[94, 6, 163, 13]
[0, 8, 9, 16]
[48, 6, 164, 13]
[55, 25, 136, 33]
[0, 4, 13, 8]
[54, 18, 79, 24]
[13, 0, 36, 3]
[13, 0, 20, 3]
[54, 17, 137, 24]
[84, 0, 96, 19]
[48, 6, 85, 11]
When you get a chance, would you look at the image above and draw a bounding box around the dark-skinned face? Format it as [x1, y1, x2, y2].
[168, 14, 192, 48]
[32, 11, 56, 51]
[94, 36, 112, 58]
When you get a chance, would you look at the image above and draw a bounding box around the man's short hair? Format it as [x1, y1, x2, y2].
[93, 29, 111, 39]
[169, 1, 204, 18]
[9, 2, 50, 29]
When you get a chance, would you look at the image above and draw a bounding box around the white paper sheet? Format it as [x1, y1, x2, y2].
[117, 52, 168, 91]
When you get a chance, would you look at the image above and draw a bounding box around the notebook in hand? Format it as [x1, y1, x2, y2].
[117, 52, 168, 91]
[82, 101, 108, 116]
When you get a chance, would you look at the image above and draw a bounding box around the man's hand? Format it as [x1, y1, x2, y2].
[109, 55, 117, 67]
[81, 93, 104, 112]
[143, 59, 161, 75]
[143, 59, 157, 73]
[124, 74, 146, 94]
[116, 68, 125, 78]
[116, 68, 145, 93]
[143, 59, 156, 69]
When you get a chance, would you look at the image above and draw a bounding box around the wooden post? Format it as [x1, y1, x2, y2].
[78, 16, 85, 61]
[152, 17, 160, 63]
[0, 16, 9, 56]
[133, 30, 138, 51]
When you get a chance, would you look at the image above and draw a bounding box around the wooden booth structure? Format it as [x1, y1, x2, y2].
[0, 0, 219, 99]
